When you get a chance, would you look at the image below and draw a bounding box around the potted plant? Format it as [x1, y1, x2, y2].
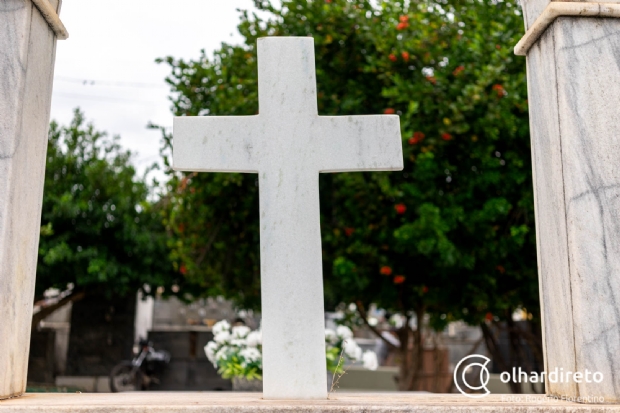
[205, 321, 378, 391]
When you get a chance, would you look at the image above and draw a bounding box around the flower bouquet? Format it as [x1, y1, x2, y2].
[205, 321, 378, 390]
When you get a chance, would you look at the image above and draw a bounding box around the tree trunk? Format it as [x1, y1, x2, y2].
[481, 321, 522, 394]
[376, 307, 426, 392]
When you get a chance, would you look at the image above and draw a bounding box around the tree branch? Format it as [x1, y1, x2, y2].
[355, 300, 399, 349]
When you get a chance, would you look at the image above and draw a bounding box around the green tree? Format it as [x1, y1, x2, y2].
[35, 109, 175, 320]
[159, 0, 540, 391]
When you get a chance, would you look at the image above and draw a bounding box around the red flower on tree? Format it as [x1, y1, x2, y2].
[422, 285, 429, 294]
[485, 312, 494, 322]
[384, 108, 396, 114]
[399, 15, 409, 22]
[388, 54, 397, 62]
[394, 275, 406, 284]
[453, 65, 465, 76]
[496, 265, 506, 274]
[492, 84, 506, 97]
[344, 227, 355, 237]
[380, 266, 393, 276]
[179, 176, 189, 192]
[441, 133, 453, 141]
[394, 203, 407, 214]
[408, 131, 425, 145]
[180, 264, 187, 275]
[426, 76, 436, 84]
[401, 51, 410, 62]
[396, 22, 409, 30]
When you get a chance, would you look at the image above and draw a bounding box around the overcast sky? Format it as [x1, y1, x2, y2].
[51, 1, 269, 180]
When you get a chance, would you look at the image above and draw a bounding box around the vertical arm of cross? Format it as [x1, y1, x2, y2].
[316, 115, 403, 173]
[257, 37, 318, 118]
[173, 116, 262, 173]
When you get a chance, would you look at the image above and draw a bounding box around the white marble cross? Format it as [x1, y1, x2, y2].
[173, 37, 403, 399]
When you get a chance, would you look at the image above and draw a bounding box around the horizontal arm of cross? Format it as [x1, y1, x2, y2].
[316, 115, 403, 173]
[173, 116, 262, 173]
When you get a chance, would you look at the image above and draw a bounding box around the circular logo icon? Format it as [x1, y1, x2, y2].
[453, 354, 491, 398]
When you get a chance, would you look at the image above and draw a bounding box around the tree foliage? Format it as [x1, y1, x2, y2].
[36, 109, 175, 298]
[161, 0, 536, 324]
[156, 2, 541, 388]
[159, 0, 540, 390]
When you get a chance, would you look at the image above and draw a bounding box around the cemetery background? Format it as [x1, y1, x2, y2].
[156, 0, 541, 394]
[23, 0, 542, 396]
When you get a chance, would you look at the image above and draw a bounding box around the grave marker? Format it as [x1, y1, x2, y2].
[173, 37, 403, 399]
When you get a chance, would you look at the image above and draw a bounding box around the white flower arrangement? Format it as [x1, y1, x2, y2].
[212, 320, 231, 335]
[206, 321, 262, 380]
[205, 321, 378, 381]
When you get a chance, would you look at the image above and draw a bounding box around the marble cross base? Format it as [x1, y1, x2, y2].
[0, 0, 62, 400]
[520, 0, 620, 404]
[1, 393, 620, 412]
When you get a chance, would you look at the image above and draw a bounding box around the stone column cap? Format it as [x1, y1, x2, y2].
[514, 1, 620, 55]
[32, 0, 68, 39]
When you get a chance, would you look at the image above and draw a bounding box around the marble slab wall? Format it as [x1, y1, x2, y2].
[525, 27, 578, 399]
[521, 0, 620, 30]
[0, 0, 60, 399]
[524, 8, 620, 402]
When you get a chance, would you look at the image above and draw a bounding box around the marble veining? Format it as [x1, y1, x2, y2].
[525, 27, 578, 399]
[554, 17, 620, 400]
[0, 0, 29, 160]
[523, 5, 620, 402]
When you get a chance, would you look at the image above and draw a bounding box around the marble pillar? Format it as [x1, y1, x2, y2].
[0, 0, 65, 399]
[519, 0, 620, 403]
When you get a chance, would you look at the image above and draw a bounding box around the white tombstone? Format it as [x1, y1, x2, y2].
[174, 37, 403, 399]
[0, 0, 67, 400]
[516, 0, 620, 403]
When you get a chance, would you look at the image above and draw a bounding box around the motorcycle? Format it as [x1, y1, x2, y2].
[109, 339, 171, 392]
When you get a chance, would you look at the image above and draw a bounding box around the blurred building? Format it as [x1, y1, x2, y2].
[28, 292, 250, 392]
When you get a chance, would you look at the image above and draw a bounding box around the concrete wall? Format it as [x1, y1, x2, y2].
[147, 330, 231, 391]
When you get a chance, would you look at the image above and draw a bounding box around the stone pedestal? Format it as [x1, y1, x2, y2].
[518, 0, 620, 403]
[0, 0, 66, 400]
